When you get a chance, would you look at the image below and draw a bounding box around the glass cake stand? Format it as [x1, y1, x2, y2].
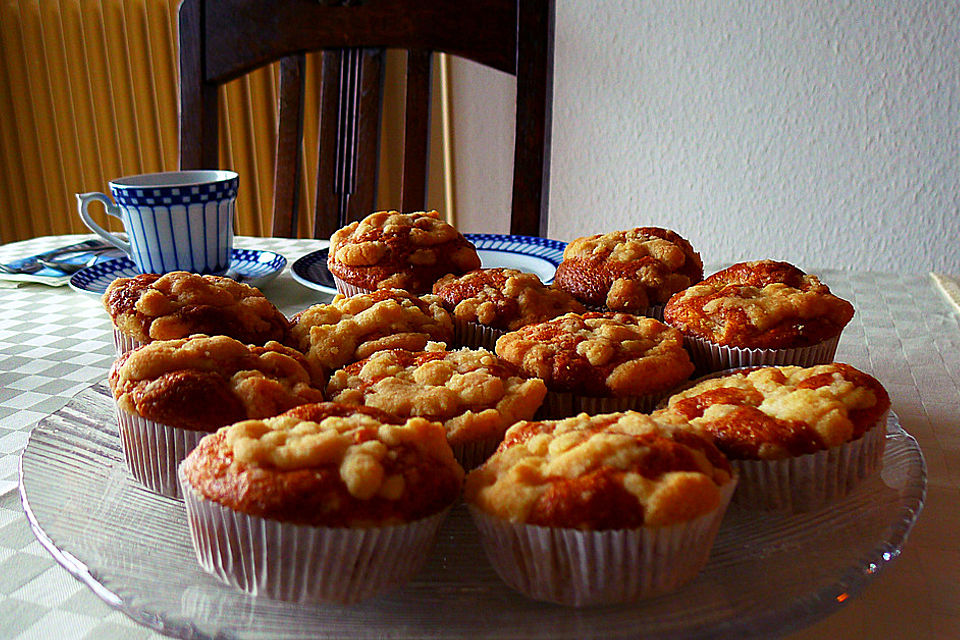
[19, 383, 926, 639]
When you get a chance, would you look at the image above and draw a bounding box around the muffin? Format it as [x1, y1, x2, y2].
[655, 363, 890, 511]
[327, 210, 481, 295]
[102, 271, 291, 354]
[663, 260, 854, 373]
[290, 289, 454, 380]
[178, 402, 464, 604]
[553, 227, 703, 318]
[495, 311, 694, 418]
[432, 267, 586, 349]
[464, 411, 736, 606]
[326, 345, 548, 468]
[109, 334, 325, 497]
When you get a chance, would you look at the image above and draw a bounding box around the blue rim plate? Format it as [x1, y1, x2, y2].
[69, 248, 287, 296]
[291, 233, 566, 294]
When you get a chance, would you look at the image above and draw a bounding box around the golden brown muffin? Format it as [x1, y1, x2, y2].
[465, 411, 733, 529]
[109, 334, 325, 432]
[326, 345, 547, 466]
[102, 271, 291, 346]
[655, 363, 890, 460]
[327, 210, 481, 294]
[290, 289, 454, 379]
[662, 260, 854, 349]
[553, 227, 703, 313]
[181, 402, 464, 527]
[432, 267, 586, 331]
[495, 312, 694, 398]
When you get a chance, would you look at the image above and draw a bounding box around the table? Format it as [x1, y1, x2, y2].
[0, 235, 956, 640]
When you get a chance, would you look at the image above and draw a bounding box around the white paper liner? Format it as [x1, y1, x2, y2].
[730, 411, 889, 512]
[331, 275, 376, 298]
[538, 389, 668, 419]
[453, 318, 506, 350]
[178, 465, 450, 605]
[683, 334, 841, 375]
[115, 409, 208, 498]
[113, 328, 144, 356]
[468, 479, 737, 606]
[450, 434, 502, 470]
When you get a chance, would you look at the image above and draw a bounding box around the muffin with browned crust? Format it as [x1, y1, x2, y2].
[327, 210, 481, 295]
[662, 260, 855, 373]
[464, 410, 736, 605]
[432, 267, 586, 349]
[109, 334, 324, 497]
[179, 402, 463, 604]
[290, 289, 454, 380]
[495, 311, 694, 417]
[655, 363, 890, 510]
[327, 345, 548, 468]
[553, 227, 703, 318]
[103, 271, 291, 354]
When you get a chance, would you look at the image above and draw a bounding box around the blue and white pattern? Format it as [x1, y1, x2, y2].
[290, 233, 567, 294]
[112, 179, 238, 207]
[69, 248, 287, 296]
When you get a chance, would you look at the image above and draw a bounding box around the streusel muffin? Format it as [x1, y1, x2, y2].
[290, 289, 454, 380]
[553, 227, 703, 318]
[326, 345, 548, 468]
[655, 363, 890, 510]
[465, 411, 736, 605]
[663, 260, 854, 373]
[327, 210, 481, 295]
[103, 271, 291, 354]
[179, 402, 464, 604]
[495, 311, 694, 417]
[109, 334, 324, 497]
[431, 268, 586, 349]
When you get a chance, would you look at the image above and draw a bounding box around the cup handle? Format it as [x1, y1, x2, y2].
[76, 192, 131, 255]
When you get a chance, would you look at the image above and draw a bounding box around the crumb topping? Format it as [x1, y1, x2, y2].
[290, 289, 454, 377]
[553, 228, 703, 311]
[655, 363, 890, 459]
[327, 346, 547, 445]
[464, 411, 733, 528]
[663, 260, 854, 348]
[327, 210, 481, 293]
[495, 312, 694, 396]
[102, 271, 290, 344]
[432, 268, 586, 330]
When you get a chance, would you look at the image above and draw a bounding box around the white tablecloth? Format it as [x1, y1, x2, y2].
[0, 235, 957, 639]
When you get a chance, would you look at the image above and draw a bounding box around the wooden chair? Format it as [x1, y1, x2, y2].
[177, 0, 554, 239]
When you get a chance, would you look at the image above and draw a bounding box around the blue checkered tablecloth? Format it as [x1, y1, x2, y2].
[0, 235, 959, 639]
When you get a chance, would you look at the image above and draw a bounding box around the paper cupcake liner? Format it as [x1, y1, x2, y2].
[115, 409, 208, 498]
[450, 434, 503, 470]
[683, 334, 841, 375]
[331, 275, 374, 298]
[468, 479, 736, 606]
[453, 318, 506, 351]
[730, 410, 888, 512]
[537, 389, 668, 419]
[178, 465, 450, 605]
[113, 328, 145, 356]
[582, 303, 664, 320]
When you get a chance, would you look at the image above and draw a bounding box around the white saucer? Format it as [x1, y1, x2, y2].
[290, 233, 567, 294]
[69, 248, 287, 296]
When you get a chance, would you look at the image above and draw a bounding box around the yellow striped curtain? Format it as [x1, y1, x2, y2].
[0, 0, 447, 243]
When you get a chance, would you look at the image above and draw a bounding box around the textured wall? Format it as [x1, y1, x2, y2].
[453, 0, 960, 273]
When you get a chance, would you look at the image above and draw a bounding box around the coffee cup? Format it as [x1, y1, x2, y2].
[77, 170, 238, 275]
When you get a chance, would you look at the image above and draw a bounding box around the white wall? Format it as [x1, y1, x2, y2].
[451, 0, 960, 273]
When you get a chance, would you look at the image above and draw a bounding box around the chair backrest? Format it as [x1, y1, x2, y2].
[178, 0, 554, 239]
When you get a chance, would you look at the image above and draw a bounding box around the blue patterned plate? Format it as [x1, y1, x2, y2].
[69, 248, 287, 296]
[291, 233, 566, 294]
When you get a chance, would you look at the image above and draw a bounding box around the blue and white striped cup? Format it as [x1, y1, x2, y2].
[77, 170, 238, 276]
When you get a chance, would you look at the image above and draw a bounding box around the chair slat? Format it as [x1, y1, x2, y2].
[271, 54, 305, 238]
[401, 50, 431, 213]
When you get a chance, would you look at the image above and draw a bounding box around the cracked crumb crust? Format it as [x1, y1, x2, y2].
[181, 402, 464, 527]
[663, 260, 854, 348]
[495, 312, 694, 397]
[327, 210, 481, 294]
[464, 411, 733, 529]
